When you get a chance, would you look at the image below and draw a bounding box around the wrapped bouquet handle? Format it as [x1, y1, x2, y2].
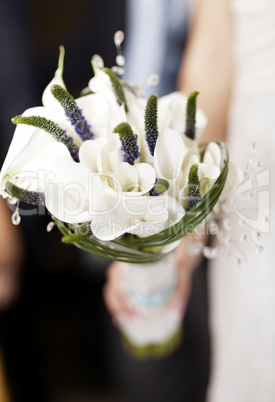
[118, 251, 181, 358]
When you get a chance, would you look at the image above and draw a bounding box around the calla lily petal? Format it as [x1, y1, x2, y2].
[179, 161, 221, 209]
[126, 194, 185, 239]
[198, 163, 220, 181]
[115, 162, 139, 192]
[133, 163, 156, 194]
[154, 128, 184, 181]
[115, 162, 156, 194]
[79, 139, 102, 173]
[22, 106, 81, 145]
[76, 93, 109, 127]
[198, 163, 220, 196]
[1, 129, 72, 193]
[42, 46, 66, 110]
[43, 159, 91, 223]
[91, 193, 184, 241]
[158, 91, 207, 139]
[202, 142, 222, 167]
[176, 152, 200, 193]
[101, 135, 122, 172]
[88, 66, 118, 110]
[0, 124, 36, 185]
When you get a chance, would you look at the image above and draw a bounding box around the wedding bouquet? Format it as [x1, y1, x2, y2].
[0, 39, 229, 357]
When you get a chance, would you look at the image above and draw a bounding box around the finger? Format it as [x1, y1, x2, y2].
[105, 261, 120, 280]
[103, 282, 127, 315]
[175, 236, 204, 272]
[168, 269, 192, 315]
[103, 264, 137, 318]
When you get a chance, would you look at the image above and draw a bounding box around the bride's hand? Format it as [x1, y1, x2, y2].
[103, 261, 138, 321]
[103, 235, 205, 321]
[0, 198, 24, 309]
[169, 235, 205, 314]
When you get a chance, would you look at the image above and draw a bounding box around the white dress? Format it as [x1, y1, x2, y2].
[208, 1, 275, 401]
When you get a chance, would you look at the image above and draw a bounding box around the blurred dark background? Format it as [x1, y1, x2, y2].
[0, 1, 126, 400]
[0, 1, 210, 401]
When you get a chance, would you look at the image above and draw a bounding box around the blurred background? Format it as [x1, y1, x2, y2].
[0, 0, 210, 401]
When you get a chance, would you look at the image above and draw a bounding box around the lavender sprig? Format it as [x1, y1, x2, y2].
[12, 115, 79, 162]
[5, 181, 45, 206]
[103, 68, 128, 112]
[185, 91, 199, 140]
[113, 123, 140, 165]
[149, 178, 169, 196]
[51, 84, 94, 141]
[145, 94, 158, 156]
[187, 163, 201, 210]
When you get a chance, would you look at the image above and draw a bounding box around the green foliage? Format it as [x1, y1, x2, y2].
[154, 179, 169, 194]
[144, 94, 158, 155]
[11, 114, 79, 161]
[12, 115, 64, 138]
[113, 122, 133, 137]
[50, 84, 74, 109]
[103, 67, 128, 112]
[187, 163, 202, 210]
[5, 181, 45, 206]
[185, 91, 199, 139]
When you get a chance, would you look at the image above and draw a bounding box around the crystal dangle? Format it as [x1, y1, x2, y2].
[11, 203, 21, 225]
[7, 197, 18, 206]
[112, 30, 125, 76]
[146, 74, 160, 91]
[46, 221, 55, 232]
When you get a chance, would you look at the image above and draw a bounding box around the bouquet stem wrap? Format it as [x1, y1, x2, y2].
[117, 251, 182, 358]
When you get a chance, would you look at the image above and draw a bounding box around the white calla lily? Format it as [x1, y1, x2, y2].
[178, 160, 221, 210]
[79, 136, 122, 173]
[79, 138, 156, 197]
[79, 139, 102, 172]
[43, 159, 92, 223]
[42, 46, 66, 110]
[115, 162, 156, 194]
[158, 91, 207, 139]
[0, 124, 37, 186]
[154, 127, 202, 199]
[90, 190, 185, 241]
[202, 142, 222, 167]
[198, 163, 221, 195]
[154, 127, 184, 186]
[88, 65, 119, 110]
[77, 94, 126, 139]
[22, 105, 82, 145]
[0, 129, 72, 197]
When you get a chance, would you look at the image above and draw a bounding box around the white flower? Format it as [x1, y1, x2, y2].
[88, 66, 208, 164]
[0, 48, 224, 244]
[88, 176, 185, 240]
[0, 129, 72, 197]
[158, 91, 207, 140]
[153, 127, 221, 205]
[78, 138, 185, 240]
